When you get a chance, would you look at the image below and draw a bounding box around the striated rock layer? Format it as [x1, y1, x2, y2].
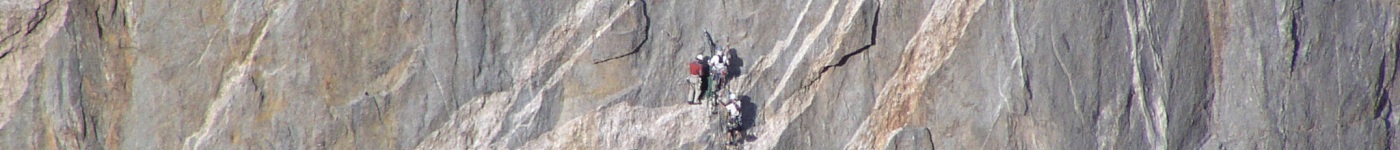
[1, 0, 1398, 149]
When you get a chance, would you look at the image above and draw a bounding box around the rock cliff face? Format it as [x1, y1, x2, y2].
[2, 0, 1398, 149]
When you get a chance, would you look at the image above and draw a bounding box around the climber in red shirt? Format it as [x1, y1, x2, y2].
[686, 55, 707, 104]
[690, 55, 705, 76]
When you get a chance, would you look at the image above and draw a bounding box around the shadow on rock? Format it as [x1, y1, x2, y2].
[726, 48, 744, 79]
[738, 95, 758, 142]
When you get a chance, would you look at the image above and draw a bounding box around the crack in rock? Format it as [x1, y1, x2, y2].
[1287, 1, 1304, 72]
[803, 6, 879, 89]
[594, 0, 651, 64]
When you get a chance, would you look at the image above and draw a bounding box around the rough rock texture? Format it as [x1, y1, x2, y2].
[1, 0, 1398, 149]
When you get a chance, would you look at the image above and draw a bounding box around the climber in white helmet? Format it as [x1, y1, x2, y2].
[724, 93, 740, 121]
[722, 93, 744, 145]
[686, 55, 707, 104]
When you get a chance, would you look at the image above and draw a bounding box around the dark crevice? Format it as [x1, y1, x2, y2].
[117, 3, 127, 30]
[1379, 53, 1395, 148]
[0, 50, 10, 60]
[1287, 2, 1303, 72]
[1385, 126, 1395, 150]
[593, 0, 651, 64]
[1116, 87, 1137, 148]
[1021, 78, 1032, 114]
[471, 0, 490, 86]
[1376, 43, 1400, 149]
[1020, 50, 1033, 114]
[800, 4, 879, 89]
[1017, 9, 1033, 114]
[1376, 52, 1392, 119]
[452, 0, 460, 32]
[1122, 87, 1135, 129]
[94, 10, 104, 38]
[1021, 76, 1033, 114]
[80, 98, 99, 147]
[449, 0, 461, 107]
[925, 127, 936, 149]
[94, 1, 111, 39]
[111, 0, 120, 18]
[26, 0, 55, 35]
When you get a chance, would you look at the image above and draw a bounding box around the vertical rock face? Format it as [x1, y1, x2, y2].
[0, 0, 1397, 149]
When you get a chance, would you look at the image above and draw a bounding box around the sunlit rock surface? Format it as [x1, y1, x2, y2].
[1, 0, 1398, 149]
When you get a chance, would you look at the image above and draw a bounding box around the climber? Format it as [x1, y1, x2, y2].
[704, 32, 730, 96]
[723, 94, 741, 123]
[714, 93, 740, 126]
[687, 55, 708, 104]
[712, 47, 729, 77]
[708, 51, 727, 91]
[721, 93, 744, 145]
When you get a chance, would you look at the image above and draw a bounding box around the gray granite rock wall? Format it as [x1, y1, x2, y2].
[0, 0, 1396, 149]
